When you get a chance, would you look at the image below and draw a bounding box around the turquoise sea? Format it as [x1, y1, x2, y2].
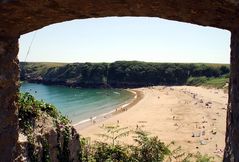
[20, 83, 134, 124]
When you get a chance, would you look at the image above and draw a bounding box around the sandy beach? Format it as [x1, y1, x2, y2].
[75, 86, 227, 160]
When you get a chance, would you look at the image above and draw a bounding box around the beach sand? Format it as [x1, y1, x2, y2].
[75, 86, 227, 160]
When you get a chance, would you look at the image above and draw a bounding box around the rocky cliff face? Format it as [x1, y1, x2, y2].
[16, 115, 81, 162]
[15, 93, 81, 162]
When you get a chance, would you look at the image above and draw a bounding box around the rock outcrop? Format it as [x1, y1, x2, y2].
[16, 115, 81, 162]
[16, 93, 81, 162]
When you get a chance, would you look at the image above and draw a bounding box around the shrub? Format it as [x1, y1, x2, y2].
[194, 152, 214, 162]
[131, 130, 170, 162]
[186, 77, 208, 86]
[18, 92, 70, 134]
[80, 126, 170, 162]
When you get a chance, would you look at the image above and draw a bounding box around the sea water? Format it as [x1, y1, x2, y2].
[20, 82, 134, 124]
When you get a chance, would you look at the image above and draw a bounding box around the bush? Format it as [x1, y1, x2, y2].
[18, 92, 75, 162]
[186, 76, 229, 88]
[18, 92, 70, 134]
[194, 152, 214, 162]
[186, 77, 208, 86]
[131, 130, 170, 162]
[80, 126, 170, 162]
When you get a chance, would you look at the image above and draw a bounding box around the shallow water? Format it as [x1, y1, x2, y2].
[20, 82, 134, 124]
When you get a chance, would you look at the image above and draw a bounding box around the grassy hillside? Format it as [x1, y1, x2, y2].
[20, 62, 66, 80]
[186, 76, 229, 89]
[20, 61, 230, 88]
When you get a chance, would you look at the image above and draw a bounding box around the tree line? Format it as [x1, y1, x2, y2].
[20, 61, 229, 88]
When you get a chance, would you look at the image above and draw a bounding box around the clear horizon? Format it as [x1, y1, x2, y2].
[19, 61, 229, 65]
[19, 17, 231, 64]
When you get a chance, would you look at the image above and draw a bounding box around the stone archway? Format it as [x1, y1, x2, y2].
[0, 1, 239, 161]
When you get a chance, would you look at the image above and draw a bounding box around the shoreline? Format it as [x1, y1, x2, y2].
[78, 86, 227, 160]
[73, 89, 144, 130]
[21, 82, 140, 127]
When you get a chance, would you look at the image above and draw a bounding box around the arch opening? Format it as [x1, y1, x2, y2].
[19, 16, 231, 161]
[1, 1, 239, 161]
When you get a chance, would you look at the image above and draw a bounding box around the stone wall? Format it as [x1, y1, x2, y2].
[1, 1, 239, 161]
[0, 36, 19, 162]
[0, 0, 239, 37]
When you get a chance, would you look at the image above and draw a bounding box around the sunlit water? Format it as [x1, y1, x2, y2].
[20, 83, 134, 124]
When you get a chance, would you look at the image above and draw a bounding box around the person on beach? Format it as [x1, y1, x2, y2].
[90, 117, 93, 123]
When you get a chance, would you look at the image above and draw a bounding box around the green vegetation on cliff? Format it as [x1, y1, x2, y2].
[186, 75, 229, 89]
[20, 61, 229, 88]
[20, 62, 66, 80]
[18, 93, 81, 162]
[18, 92, 69, 134]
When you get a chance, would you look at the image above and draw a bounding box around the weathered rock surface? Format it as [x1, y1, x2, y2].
[0, 0, 239, 38]
[16, 113, 81, 162]
[223, 29, 239, 162]
[0, 37, 19, 162]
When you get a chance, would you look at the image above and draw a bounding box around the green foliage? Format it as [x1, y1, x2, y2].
[80, 126, 216, 162]
[40, 103, 59, 119]
[203, 76, 229, 88]
[194, 152, 214, 162]
[42, 63, 109, 87]
[27, 135, 39, 162]
[80, 137, 131, 162]
[19, 92, 41, 134]
[96, 125, 131, 146]
[19, 92, 73, 162]
[131, 130, 170, 162]
[18, 92, 70, 134]
[20, 61, 230, 88]
[80, 137, 95, 162]
[186, 76, 229, 88]
[20, 62, 65, 81]
[41, 137, 51, 162]
[186, 77, 208, 86]
[80, 126, 170, 162]
[165, 144, 215, 162]
[93, 142, 131, 162]
[57, 126, 72, 162]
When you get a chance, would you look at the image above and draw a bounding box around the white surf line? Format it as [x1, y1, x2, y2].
[73, 116, 97, 126]
[73, 119, 91, 126]
[122, 103, 130, 108]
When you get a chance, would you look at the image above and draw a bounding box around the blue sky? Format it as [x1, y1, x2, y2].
[19, 17, 230, 64]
